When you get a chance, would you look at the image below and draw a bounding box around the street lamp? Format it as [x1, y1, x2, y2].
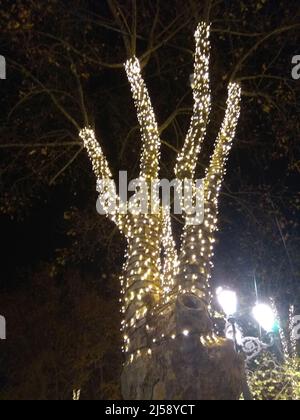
[216, 288, 278, 359]
[252, 303, 276, 333]
[216, 287, 239, 351]
[215, 288, 282, 400]
[216, 287, 237, 317]
[216, 287, 253, 400]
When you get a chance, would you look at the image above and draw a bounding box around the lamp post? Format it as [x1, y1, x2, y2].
[216, 288, 280, 400]
[216, 287, 239, 351]
[216, 288, 238, 319]
[253, 303, 276, 334]
[252, 303, 285, 363]
[216, 287, 253, 400]
[216, 288, 278, 361]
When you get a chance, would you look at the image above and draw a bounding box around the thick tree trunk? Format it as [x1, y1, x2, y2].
[121, 294, 244, 400]
[80, 20, 243, 401]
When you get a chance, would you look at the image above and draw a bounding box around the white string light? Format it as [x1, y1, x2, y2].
[80, 22, 242, 364]
[289, 304, 297, 358]
[125, 57, 161, 185]
[178, 82, 241, 304]
[175, 22, 211, 180]
[161, 208, 179, 301]
[79, 127, 128, 233]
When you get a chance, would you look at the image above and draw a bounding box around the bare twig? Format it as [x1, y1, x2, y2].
[131, 0, 137, 56]
[230, 24, 300, 80]
[68, 53, 89, 126]
[204, 0, 212, 23]
[0, 142, 81, 149]
[158, 108, 191, 135]
[107, 0, 132, 57]
[49, 147, 84, 185]
[140, 16, 193, 66]
[9, 59, 81, 131]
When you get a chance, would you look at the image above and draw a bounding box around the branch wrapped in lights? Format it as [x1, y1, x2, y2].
[80, 127, 113, 180]
[79, 127, 128, 233]
[173, 22, 212, 302]
[204, 82, 241, 214]
[121, 57, 164, 353]
[175, 22, 211, 181]
[125, 57, 161, 185]
[177, 85, 241, 304]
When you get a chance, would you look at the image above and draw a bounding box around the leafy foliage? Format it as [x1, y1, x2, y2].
[249, 355, 300, 400]
[0, 265, 122, 400]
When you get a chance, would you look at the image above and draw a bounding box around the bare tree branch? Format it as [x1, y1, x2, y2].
[9, 59, 81, 131]
[175, 22, 211, 180]
[107, 0, 132, 57]
[49, 146, 84, 185]
[230, 24, 300, 80]
[125, 57, 161, 183]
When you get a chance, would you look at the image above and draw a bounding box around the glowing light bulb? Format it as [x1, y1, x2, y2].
[252, 303, 276, 333]
[216, 287, 237, 317]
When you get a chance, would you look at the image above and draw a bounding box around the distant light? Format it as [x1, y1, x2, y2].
[216, 287, 238, 317]
[252, 303, 276, 332]
[183, 329, 189, 337]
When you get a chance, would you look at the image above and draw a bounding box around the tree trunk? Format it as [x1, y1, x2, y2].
[80, 20, 244, 401]
[121, 294, 244, 400]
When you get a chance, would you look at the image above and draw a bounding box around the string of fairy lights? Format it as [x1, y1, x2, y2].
[125, 57, 161, 186]
[80, 21, 242, 362]
[289, 305, 297, 358]
[175, 22, 211, 180]
[176, 38, 241, 306]
[79, 127, 130, 233]
[121, 57, 164, 351]
[120, 214, 162, 350]
[161, 209, 179, 302]
[124, 332, 225, 366]
[271, 300, 297, 362]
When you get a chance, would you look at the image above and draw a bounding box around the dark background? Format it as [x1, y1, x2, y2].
[0, 0, 299, 399]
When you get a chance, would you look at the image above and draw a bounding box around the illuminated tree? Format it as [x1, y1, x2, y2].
[80, 22, 244, 400]
[248, 303, 300, 401]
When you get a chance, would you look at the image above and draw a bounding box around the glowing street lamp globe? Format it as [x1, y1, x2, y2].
[252, 303, 276, 333]
[216, 287, 238, 317]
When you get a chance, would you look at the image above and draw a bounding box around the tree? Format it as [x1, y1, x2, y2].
[248, 304, 300, 400]
[1, 0, 299, 400]
[80, 21, 244, 400]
